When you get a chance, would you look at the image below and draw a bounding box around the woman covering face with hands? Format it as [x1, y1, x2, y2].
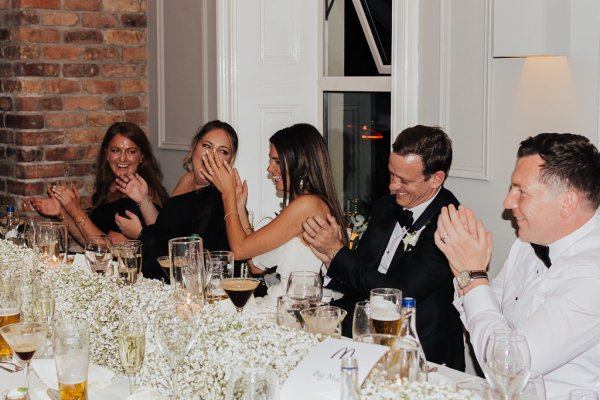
[30, 122, 169, 246]
[202, 123, 348, 302]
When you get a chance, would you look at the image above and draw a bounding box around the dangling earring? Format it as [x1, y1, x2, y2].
[299, 176, 305, 192]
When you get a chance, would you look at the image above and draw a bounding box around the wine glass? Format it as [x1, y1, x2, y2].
[118, 315, 145, 394]
[0, 322, 48, 394]
[153, 308, 199, 399]
[225, 365, 280, 400]
[285, 271, 322, 306]
[84, 235, 113, 275]
[483, 332, 531, 400]
[221, 278, 260, 315]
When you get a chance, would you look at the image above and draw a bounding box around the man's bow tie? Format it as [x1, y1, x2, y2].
[394, 206, 413, 228]
[531, 243, 551, 268]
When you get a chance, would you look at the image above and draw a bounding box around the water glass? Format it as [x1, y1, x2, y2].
[352, 300, 371, 340]
[276, 295, 310, 329]
[369, 288, 402, 335]
[35, 221, 68, 268]
[206, 260, 233, 304]
[115, 240, 142, 285]
[456, 379, 495, 400]
[85, 235, 113, 275]
[569, 390, 599, 400]
[54, 319, 90, 400]
[517, 372, 545, 399]
[225, 366, 280, 400]
[168, 237, 203, 292]
[285, 271, 322, 306]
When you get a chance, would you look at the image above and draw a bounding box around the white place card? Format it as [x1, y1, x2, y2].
[280, 338, 388, 400]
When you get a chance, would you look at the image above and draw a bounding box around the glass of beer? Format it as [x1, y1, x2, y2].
[84, 235, 113, 276]
[115, 240, 142, 286]
[0, 282, 20, 361]
[54, 319, 90, 400]
[118, 315, 145, 394]
[369, 288, 402, 335]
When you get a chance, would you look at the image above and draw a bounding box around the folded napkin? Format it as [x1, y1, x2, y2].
[125, 387, 164, 400]
[32, 359, 115, 391]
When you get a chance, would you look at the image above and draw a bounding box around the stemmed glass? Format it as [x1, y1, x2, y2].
[285, 271, 322, 307]
[0, 322, 48, 394]
[483, 331, 531, 400]
[31, 284, 55, 358]
[153, 308, 199, 399]
[85, 235, 113, 275]
[221, 278, 260, 315]
[118, 315, 145, 395]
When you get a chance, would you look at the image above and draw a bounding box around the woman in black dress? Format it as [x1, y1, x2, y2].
[30, 122, 169, 246]
[115, 120, 239, 280]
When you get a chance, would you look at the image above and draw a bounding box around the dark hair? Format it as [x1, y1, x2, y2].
[391, 125, 452, 179]
[518, 133, 600, 209]
[269, 123, 349, 246]
[93, 122, 169, 209]
[183, 120, 239, 172]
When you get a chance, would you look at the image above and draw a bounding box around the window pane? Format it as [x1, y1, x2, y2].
[323, 91, 391, 216]
[324, 0, 392, 77]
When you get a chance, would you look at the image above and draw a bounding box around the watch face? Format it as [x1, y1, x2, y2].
[457, 271, 470, 289]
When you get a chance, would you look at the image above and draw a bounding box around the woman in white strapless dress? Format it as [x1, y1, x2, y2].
[202, 123, 349, 310]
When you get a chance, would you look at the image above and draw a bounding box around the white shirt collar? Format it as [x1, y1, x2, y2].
[547, 213, 598, 261]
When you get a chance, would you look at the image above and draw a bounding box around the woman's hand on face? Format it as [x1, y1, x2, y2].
[114, 210, 142, 239]
[201, 150, 237, 198]
[52, 185, 82, 215]
[116, 173, 148, 204]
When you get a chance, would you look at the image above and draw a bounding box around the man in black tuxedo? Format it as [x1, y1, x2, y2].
[302, 125, 465, 371]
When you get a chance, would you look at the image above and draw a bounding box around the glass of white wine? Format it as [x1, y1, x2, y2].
[118, 315, 145, 395]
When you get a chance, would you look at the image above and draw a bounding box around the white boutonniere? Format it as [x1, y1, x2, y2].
[402, 225, 427, 251]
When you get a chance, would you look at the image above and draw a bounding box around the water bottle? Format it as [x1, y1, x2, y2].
[399, 297, 428, 381]
[340, 357, 360, 400]
[4, 206, 19, 242]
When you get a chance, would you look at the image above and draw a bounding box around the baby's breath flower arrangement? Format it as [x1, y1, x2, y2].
[0, 240, 474, 399]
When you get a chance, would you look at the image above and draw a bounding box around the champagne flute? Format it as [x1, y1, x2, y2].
[0, 322, 48, 394]
[84, 235, 113, 275]
[285, 271, 322, 306]
[31, 284, 55, 358]
[483, 332, 531, 400]
[221, 278, 260, 315]
[153, 308, 199, 399]
[118, 315, 145, 394]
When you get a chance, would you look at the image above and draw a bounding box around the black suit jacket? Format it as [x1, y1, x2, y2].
[327, 187, 465, 370]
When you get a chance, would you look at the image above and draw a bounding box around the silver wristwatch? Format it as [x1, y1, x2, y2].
[457, 270, 488, 289]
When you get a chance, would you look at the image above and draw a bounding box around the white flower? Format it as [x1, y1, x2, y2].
[0, 240, 474, 400]
[402, 225, 427, 251]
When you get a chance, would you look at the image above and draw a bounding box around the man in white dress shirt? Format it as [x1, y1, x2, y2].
[435, 133, 600, 398]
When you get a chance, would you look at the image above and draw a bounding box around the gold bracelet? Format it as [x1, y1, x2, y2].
[137, 196, 151, 208]
[223, 211, 239, 220]
[75, 216, 88, 227]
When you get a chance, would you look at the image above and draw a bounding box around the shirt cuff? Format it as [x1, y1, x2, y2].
[321, 264, 332, 286]
[462, 284, 501, 325]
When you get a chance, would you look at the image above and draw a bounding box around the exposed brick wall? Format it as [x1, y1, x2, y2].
[0, 0, 147, 213]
